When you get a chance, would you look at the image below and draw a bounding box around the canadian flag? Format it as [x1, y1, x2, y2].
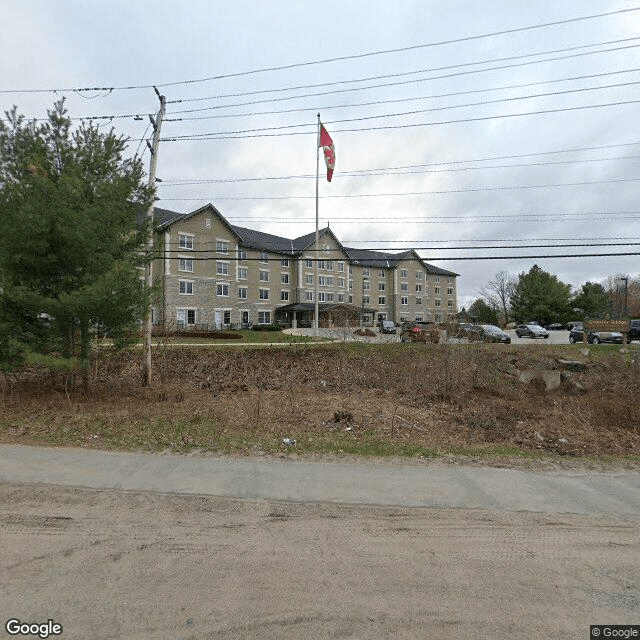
[319, 123, 335, 182]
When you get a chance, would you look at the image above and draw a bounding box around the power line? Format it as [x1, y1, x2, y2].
[158, 154, 640, 186]
[160, 140, 640, 183]
[158, 177, 640, 201]
[4, 7, 636, 95]
[164, 43, 640, 115]
[163, 99, 640, 141]
[169, 67, 640, 120]
[168, 37, 640, 106]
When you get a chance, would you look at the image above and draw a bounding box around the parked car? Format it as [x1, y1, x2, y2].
[379, 319, 397, 334]
[469, 324, 511, 344]
[515, 324, 549, 339]
[568, 328, 624, 344]
[545, 323, 565, 331]
[628, 319, 640, 342]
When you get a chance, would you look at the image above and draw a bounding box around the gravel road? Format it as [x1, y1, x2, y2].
[1, 445, 639, 639]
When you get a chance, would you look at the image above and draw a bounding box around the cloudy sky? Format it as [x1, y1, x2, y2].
[2, 0, 639, 308]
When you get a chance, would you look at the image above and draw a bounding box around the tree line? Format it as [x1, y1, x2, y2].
[468, 266, 640, 327]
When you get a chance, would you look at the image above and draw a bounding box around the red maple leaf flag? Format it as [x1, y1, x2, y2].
[319, 122, 335, 182]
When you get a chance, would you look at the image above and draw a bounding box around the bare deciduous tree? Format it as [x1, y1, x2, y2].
[480, 270, 517, 325]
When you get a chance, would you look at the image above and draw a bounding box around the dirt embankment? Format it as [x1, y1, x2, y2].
[1, 344, 639, 458]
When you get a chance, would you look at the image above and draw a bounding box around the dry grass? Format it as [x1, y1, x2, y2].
[1, 343, 639, 459]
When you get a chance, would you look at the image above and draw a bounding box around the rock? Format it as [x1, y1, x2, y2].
[556, 359, 587, 372]
[541, 370, 561, 391]
[517, 370, 538, 385]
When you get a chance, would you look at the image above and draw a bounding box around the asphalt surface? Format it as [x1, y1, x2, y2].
[1, 444, 639, 516]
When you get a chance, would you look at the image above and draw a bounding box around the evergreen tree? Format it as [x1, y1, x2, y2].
[510, 265, 571, 327]
[0, 101, 153, 392]
[571, 281, 611, 320]
[468, 298, 499, 325]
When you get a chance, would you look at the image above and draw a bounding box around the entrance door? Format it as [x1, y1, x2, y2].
[214, 310, 222, 330]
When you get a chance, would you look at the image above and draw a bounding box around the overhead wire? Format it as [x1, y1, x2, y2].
[168, 37, 640, 105]
[6, 6, 635, 95]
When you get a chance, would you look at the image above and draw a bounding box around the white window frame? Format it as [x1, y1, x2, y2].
[238, 287, 247, 299]
[178, 257, 194, 273]
[238, 267, 248, 280]
[280, 290, 290, 301]
[178, 233, 194, 250]
[216, 283, 229, 297]
[217, 261, 230, 276]
[179, 280, 193, 295]
[258, 311, 271, 325]
[259, 270, 269, 282]
[216, 239, 229, 254]
[259, 288, 270, 300]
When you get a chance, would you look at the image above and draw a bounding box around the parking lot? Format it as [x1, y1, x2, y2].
[290, 327, 576, 345]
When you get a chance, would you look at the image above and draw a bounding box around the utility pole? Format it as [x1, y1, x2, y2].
[142, 88, 166, 387]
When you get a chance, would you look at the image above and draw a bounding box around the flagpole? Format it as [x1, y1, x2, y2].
[314, 113, 320, 335]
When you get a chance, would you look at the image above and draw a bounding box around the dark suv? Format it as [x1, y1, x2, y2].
[628, 319, 640, 342]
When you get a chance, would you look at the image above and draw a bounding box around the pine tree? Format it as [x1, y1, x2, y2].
[0, 100, 153, 393]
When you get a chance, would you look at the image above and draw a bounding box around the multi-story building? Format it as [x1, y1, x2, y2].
[150, 203, 458, 329]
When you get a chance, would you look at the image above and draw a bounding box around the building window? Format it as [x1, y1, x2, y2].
[326, 276, 334, 286]
[259, 289, 269, 300]
[379, 269, 385, 277]
[415, 271, 423, 280]
[378, 282, 385, 291]
[363, 267, 370, 277]
[415, 284, 422, 292]
[318, 260, 326, 270]
[258, 311, 271, 324]
[281, 258, 290, 268]
[178, 258, 193, 272]
[177, 309, 195, 327]
[326, 292, 334, 302]
[238, 267, 248, 280]
[435, 299, 442, 307]
[378, 296, 385, 305]
[338, 293, 345, 302]
[306, 258, 313, 268]
[348, 294, 353, 304]
[259, 270, 269, 282]
[280, 290, 290, 301]
[401, 296, 408, 305]
[217, 283, 229, 297]
[363, 281, 370, 291]
[260, 251, 269, 264]
[217, 262, 229, 276]
[447, 300, 454, 308]
[448, 276, 454, 283]
[223, 310, 231, 324]
[416, 297, 422, 305]
[349, 265, 353, 275]
[305, 291, 314, 301]
[281, 273, 290, 284]
[318, 275, 326, 286]
[216, 240, 229, 254]
[400, 283, 408, 292]
[338, 261, 345, 272]
[435, 313, 443, 323]
[179, 281, 193, 295]
[305, 274, 313, 285]
[400, 269, 407, 278]
[238, 249, 247, 260]
[318, 292, 326, 302]
[238, 287, 247, 299]
[178, 233, 193, 250]
[363, 295, 370, 304]
[436, 276, 440, 283]
[434, 287, 440, 295]
[327, 260, 333, 271]
[338, 277, 345, 287]
[447, 287, 454, 295]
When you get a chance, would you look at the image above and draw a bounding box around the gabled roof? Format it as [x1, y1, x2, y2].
[344, 246, 458, 276]
[292, 227, 349, 255]
[155, 203, 242, 241]
[231, 225, 296, 255]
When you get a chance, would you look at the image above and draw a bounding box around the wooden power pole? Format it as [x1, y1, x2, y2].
[142, 88, 166, 387]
